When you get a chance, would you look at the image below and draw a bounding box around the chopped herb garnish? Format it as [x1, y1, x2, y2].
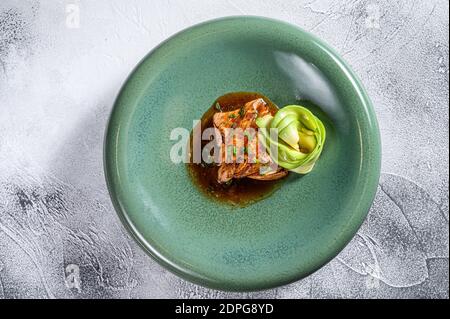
[215, 102, 223, 112]
[243, 146, 248, 154]
[238, 107, 245, 118]
[228, 113, 236, 119]
[233, 146, 237, 156]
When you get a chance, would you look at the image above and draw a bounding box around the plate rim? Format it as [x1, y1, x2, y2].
[103, 15, 382, 292]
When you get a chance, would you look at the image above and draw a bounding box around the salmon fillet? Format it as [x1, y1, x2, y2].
[213, 98, 288, 183]
[213, 98, 270, 135]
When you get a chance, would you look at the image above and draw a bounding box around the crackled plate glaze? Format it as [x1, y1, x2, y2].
[104, 16, 381, 291]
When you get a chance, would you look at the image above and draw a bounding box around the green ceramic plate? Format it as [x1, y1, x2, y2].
[104, 16, 381, 291]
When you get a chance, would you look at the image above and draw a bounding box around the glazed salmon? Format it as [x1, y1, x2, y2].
[213, 98, 288, 183]
[213, 98, 271, 135]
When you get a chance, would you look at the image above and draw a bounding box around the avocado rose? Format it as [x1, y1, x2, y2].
[256, 105, 326, 174]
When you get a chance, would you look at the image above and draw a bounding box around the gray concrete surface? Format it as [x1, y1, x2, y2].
[0, 0, 448, 298]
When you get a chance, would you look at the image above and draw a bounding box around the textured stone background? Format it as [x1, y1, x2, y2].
[0, 0, 448, 299]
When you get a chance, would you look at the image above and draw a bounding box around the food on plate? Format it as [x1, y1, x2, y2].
[187, 92, 326, 206]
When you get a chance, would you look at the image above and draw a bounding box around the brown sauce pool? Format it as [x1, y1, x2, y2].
[187, 92, 286, 206]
